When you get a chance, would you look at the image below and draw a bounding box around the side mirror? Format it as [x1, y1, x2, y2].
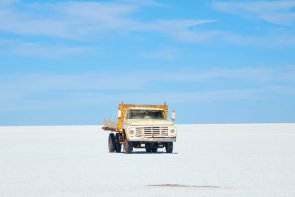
[171, 110, 176, 121]
[117, 110, 122, 118]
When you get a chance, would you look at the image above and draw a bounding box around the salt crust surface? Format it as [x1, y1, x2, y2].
[0, 124, 295, 197]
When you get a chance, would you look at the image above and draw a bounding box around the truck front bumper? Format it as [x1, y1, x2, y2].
[128, 137, 176, 142]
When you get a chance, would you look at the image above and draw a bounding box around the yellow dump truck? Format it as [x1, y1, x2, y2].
[102, 103, 177, 153]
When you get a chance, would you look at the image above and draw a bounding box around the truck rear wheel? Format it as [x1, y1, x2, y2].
[165, 142, 173, 153]
[124, 140, 133, 153]
[108, 133, 116, 152]
[115, 133, 121, 153]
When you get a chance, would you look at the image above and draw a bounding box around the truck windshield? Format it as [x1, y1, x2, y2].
[129, 110, 164, 120]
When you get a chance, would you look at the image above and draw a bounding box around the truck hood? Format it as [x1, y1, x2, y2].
[125, 119, 174, 126]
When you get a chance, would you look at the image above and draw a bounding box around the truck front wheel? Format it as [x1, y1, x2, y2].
[115, 133, 122, 153]
[124, 140, 133, 153]
[165, 142, 173, 153]
[108, 133, 116, 152]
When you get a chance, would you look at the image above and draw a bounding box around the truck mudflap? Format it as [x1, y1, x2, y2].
[128, 137, 176, 142]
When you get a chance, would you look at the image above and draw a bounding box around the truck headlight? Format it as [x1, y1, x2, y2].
[169, 127, 176, 136]
[169, 129, 175, 133]
[129, 130, 135, 135]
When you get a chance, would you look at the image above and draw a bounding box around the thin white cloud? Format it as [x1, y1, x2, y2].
[145, 19, 218, 43]
[220, 31, 295, 46]
[118, 89, 263, 104]
[0, 0, 295, 54]
[0, 73, 148, 95]
[0, 1, 219, 57]
[213, 1, 295, 25]
[11, 43, 90, 57]
[140, 48, 178, 60]
[0, 1, 214, 42]
[0, 89, 259, 112]
[1, 67, 294, 93]
[0, 40, 91, 57]
[1, 67, 294, 112]
[0, 1, 133, 38]
[212, 1, 295, 45]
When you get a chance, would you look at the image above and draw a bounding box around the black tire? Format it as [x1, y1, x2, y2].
[151, 148, 158, 153]
[124, 140, 133, 153]
[165, 142, 173, 153]
[108, 133, 116, 153]
[115, 133, 122, 153]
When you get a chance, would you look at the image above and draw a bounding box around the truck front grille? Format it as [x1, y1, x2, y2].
[136, 127, 168, 137]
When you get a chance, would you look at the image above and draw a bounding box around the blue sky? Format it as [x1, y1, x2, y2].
[0, 0, 295, 125]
